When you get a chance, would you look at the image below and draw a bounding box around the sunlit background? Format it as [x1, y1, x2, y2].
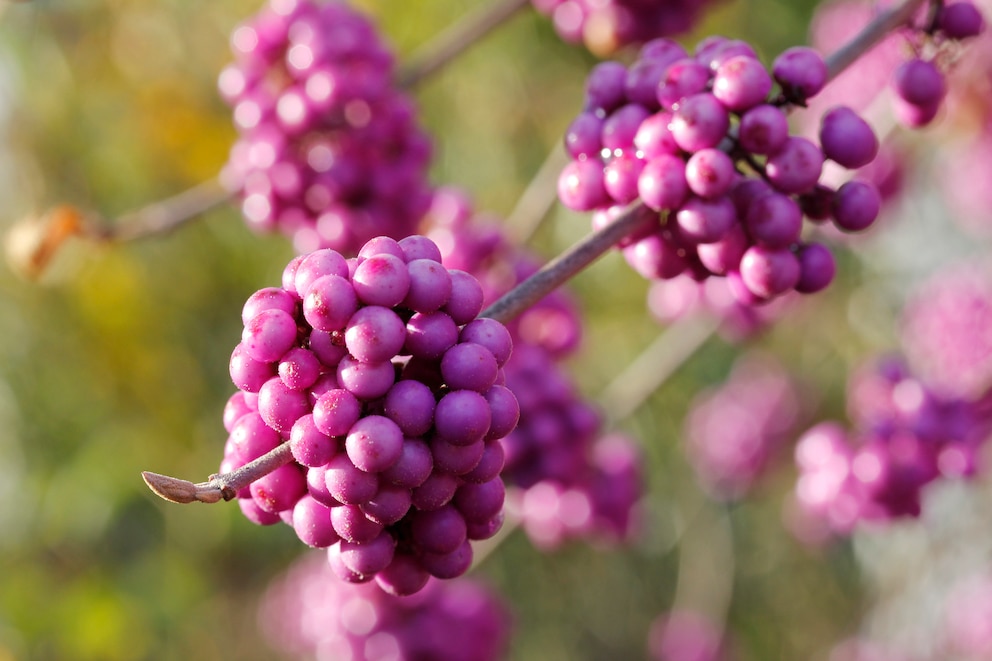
[1, 0, 991, 659]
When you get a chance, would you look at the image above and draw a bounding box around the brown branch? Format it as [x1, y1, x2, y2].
[825, 0, 928, 81]
[480, 200, 657, 324]
[142, 441, 294, 505]
[90, 178, 231, 243]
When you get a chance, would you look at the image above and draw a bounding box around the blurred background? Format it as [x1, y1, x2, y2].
[0, 0, 991, 659]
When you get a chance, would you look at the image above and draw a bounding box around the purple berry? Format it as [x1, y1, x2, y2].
[745, 192, 803, 248]
[685, 148, 736, 199]
[639, 154, 689, 211]
[892, 59, 946, 108]
[674, 195, 736, 244]
[939, 2, 985, 39]
[711, 55, 773, 112]
[739, 245, 801, 299]
[738, 104, 789, 155]
[670, 93, 731, 152]
[832, 180, 881, 232]
[795, 242, 836, 294]
[558, 158, 610, 211]
[772, 46, 828, 101]
[765, 137, 824, 194]
[819, 106, 879, 169]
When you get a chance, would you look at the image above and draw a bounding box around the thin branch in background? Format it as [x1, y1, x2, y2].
[825, 0, 927, 81]
[598, 314, 721, 423]
[504, 145, 571, 244]
[4, 179, 232, 280]
[11, 0, 531, 277]
[91, 178, 231, 243]
[669, 497, 737, 638]
[396, 0, 532, 89]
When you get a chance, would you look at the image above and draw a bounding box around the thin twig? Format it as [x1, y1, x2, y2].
[481, 201, 657, 324]
[396, 0, 532, 89]
[91, 178, 231, 243]
[598, 314, 721, 423]
[825, 0, 928, 81]
[669, 497, 736, 643]
[142, 441, 294, 505]
[504, 146, 571, 244]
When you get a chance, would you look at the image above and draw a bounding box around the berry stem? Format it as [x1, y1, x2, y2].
[598, 314, 721, 422]
[480, 200, 657, 324]
[505, 145, 571, 244]
[142, 440, 294, 505]
[397, 0, 532, 88]
[89, 178, 231, 243]
[669, 498, 737, 646]
[825, 0, 928, 81]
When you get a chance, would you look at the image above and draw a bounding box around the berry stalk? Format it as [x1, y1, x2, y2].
[142, 441, 294, 504]
[481, 199, 656, 323]
[825, 0, 928, 82]
[94, 178, 231, 243]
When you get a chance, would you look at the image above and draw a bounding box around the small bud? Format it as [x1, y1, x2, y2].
[142, 471, 201, 504]
[5, 205, 84, 280]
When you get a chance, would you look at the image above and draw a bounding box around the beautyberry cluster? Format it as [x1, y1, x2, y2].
[221, 235, 518, 595]
[890, 0, 985, 127]
[260, 552, 512, 661]
[794, 262, 992, 538]
[793, 356, 992, 536]
[219, 0, 433, 255]
[558, 36, 884, 305]
[530, 0, 720, 56]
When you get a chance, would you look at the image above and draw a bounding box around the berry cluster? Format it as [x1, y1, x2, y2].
[219, 0, 434, 255]
[425, 188, 644, 548]
[221, 235, 518, 595]
[530, 0, 719, 56]
[683, 353, 802, 500]
[558, 36, 885, 305]
[890, 1, 984, 127]
[260, 552, 512, 661]
[793, 356, 992, 535]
